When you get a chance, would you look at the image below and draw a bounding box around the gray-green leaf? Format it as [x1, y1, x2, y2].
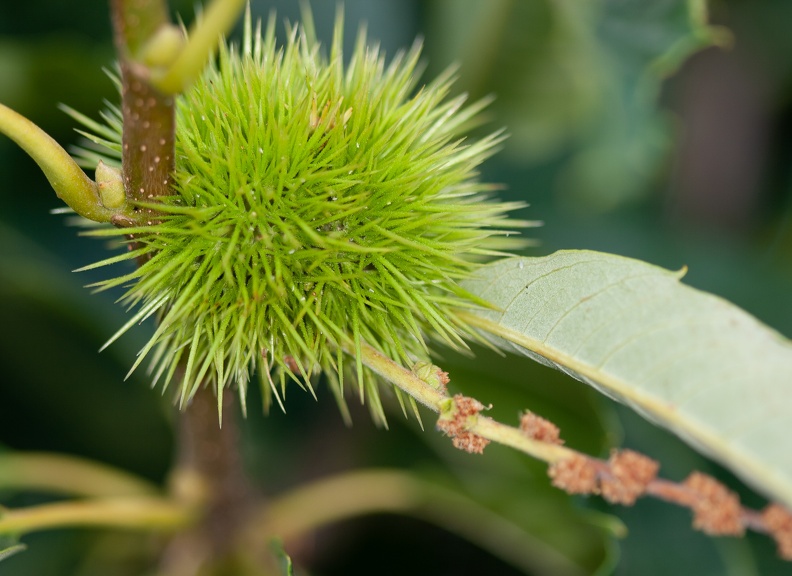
[461, 250, 792, 507]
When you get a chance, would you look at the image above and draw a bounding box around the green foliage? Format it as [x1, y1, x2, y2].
[5, 0, 792, 574]
[72, 12, 528, 421]
[269, 539, 293, 576]
[430, 0, 725, 209]
[0, 543, 26, 562]
[0, 527, 25, 563]
[462, 251, 792, 508]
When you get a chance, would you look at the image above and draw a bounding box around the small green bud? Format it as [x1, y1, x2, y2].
[0, 102, 116, 222]
[412, 361, 450, 392]
[438, 398, 456, 419]
[95, 161, 126, 209]
[138, 24, 186, 69]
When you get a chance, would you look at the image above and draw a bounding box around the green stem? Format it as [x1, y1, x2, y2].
[0, 452, 159, 498]
[0, 103, 121, 222]
[357, 343, 445, 410]
[473, 416, 573, 463]
[0, 497, 193, 535]
[248, 469, 587, 576]
[0, 544, 26, 562]
[253, 469, 417, 541]
[151, 0, 247, 94]
[357, 342, 574, 464]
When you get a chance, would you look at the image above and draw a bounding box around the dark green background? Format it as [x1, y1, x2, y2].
[1, 1, 792, 574]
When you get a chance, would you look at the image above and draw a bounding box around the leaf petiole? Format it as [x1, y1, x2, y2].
[0, 103, 131, 222]
[149, 0, 247, 94]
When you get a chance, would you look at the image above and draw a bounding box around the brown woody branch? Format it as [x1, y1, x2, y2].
[110, 0, 175, 228]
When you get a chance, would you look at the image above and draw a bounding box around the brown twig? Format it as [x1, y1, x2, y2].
[360, 343, 792, 562]
[108, 2, 262, 572]
[110, 0, 175, 227]
[158, 388, 259, 573]
[543, 426, 790, 557]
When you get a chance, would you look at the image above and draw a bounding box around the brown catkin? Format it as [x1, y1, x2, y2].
[600, 449, 659, 506]
[763, 504, 792, 560]
[436, 394, 490, 454]
[683, 472, 744, 536]
[520, 411, 563, 445]
[548, 455, 599, 495]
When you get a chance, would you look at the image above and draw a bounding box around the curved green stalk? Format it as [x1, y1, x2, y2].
[0, 103, 125, 223]
[0, 544, 26, 562]
[0, 497, 193, 535]
[0, 452, 160, 498]
[151, 0, 247, 94]
[356, 342, 574, 464]
[249, 469, 588, 576]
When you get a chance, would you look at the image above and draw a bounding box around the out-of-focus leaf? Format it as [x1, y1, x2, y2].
[409, 345, 620, 572]
[262, 468, 620, 576]
[562, 0, 726, 209]
[461, 251, 792, 508]
[0, 543, 26, 562]
[0, 221, 171, 479]
[428, 0, 723, 209]
[241, 341, 619, 574]
[269, 539, 294, 576]
[428, 0, 601, 159]
[413, 465, 620, 575]
[0, 527, 26, 563]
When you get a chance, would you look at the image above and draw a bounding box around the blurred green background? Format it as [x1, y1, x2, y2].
[2, 0, 792, 574]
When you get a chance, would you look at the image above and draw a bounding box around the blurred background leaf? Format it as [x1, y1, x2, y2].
[1, 0, 792, 574]
[0, 540, 26, 563]
[426, 0, 725, 210]
[270, 539, 294, 576]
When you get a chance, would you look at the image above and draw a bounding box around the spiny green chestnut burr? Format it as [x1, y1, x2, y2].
[74, 13, 529, 423]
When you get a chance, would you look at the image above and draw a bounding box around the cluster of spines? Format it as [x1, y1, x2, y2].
[70, 11, 529, 423]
